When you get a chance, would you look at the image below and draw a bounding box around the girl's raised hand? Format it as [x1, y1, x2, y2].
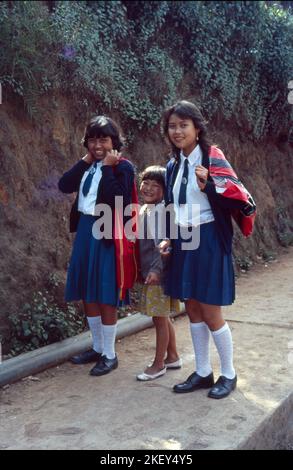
[195, 165, 208, 190]
[82, 153, 95, 164]
[103, 150, 121, 166]
[158, 239, 172, 257]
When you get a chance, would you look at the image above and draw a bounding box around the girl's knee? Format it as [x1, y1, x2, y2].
[153, 316, 168, 326]
[203, 315, 225, 331]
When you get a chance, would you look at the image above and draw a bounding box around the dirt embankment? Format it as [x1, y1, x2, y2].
[0, 95, 292, 352]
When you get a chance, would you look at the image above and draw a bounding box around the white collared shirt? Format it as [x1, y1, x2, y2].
[172, 145, 214, 226]
[78, 161, 103, 215]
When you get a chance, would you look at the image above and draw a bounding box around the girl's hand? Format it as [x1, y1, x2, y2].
[158, 239, 172, 257]
[103, 150, 121, 166]
[195, 165, 208, 190]
[145, 271, 160, 285]
[82, 153, 94, 165]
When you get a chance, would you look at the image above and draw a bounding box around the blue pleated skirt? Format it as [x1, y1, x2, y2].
[164, 221, 235, 306]
[65, 214, 126, 306]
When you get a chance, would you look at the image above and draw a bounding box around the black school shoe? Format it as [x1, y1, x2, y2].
[208, 375, 237, 399]
[90, 355, 118, 376]
[173, 372, 214, 393]
[70, 349, 101, 365]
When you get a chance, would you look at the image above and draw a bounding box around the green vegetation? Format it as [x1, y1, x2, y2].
[5, 272, 140, 357]
[6, 273, 86, 356]
[1, 0, 292, 140]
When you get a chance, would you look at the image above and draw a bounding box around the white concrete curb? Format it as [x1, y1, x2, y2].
[0, 310, 184, 387]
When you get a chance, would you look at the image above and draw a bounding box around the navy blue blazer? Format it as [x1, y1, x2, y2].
[165, 150, 246, 254]
[58, 159, 135, 233]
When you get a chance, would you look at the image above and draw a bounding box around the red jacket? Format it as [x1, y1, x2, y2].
[113, 160, 139, 299]
[208, 146, 256, 237]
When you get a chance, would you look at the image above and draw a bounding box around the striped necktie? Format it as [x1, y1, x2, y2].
[178, 158, 189, 205]
[82, 162, 97, 196]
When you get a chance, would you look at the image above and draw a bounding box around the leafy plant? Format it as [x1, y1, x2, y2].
[8, 289, 86, 356]
[0, 1, 61, 118]
[1, 1, 292, 139]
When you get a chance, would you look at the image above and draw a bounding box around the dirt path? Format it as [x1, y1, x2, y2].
[0, 249, 292, 450]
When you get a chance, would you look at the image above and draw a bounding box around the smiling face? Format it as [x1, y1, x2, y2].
[167, 113, 200, 156]
[87, 135, 113, 161]
[140, 179, 164, 205]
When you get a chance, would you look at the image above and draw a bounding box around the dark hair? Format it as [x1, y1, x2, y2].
[162, 100, 212, 160]
[140, 165, 166, 191]
[82, 115, 124, 151]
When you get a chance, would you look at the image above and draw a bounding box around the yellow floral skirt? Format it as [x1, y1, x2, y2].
[139, 285, 181, 317]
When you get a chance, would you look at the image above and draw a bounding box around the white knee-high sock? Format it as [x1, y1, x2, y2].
[190, 321, 213, 377]
[102, 324, 117, 359]
[87, 316, 103, 353]
[211, 323, 236, 379]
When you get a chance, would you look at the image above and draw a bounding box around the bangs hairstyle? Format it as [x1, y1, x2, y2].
[140, 165, 166, 190]
[162, 100, 212, 160]
[82, 115, 124, 151]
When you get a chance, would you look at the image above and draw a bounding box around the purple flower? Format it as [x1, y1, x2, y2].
[62, 45, 76, 60]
